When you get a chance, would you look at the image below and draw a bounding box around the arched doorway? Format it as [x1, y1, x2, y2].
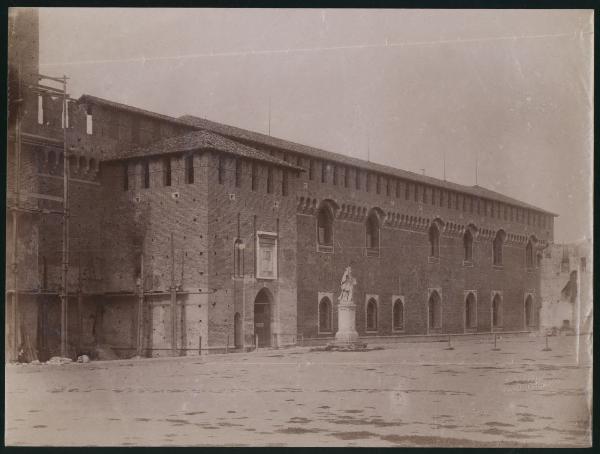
[492, 293, 502, 329]
[428, 291, 442, 332]
[524, 295, 534, 329]
[234, 312, 242, 348]
[254, 288, 272, 347]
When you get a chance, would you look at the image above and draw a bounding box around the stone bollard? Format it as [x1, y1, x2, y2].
[492, 333, 501, 351]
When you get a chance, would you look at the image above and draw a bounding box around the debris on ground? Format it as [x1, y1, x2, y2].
[77, 355, 90, 363]
[47, 356, 73, 365]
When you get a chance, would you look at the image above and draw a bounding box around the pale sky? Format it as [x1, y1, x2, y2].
[38, 8, 593, 243]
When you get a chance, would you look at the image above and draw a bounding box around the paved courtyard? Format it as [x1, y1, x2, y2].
[5, 334, 592, 447]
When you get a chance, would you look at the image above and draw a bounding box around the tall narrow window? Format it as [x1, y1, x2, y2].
[333, 165, 338, 185]
[414, 184, 419, 202]
[251, 162, 258, 191]
[492, 293, 502, 328]
[393, 299, 404, 331]
[123, 163, 129, 191]
[524, 295, 534, 328]
[355, 170, 361, 190]
[235, 158, 242, 188]
[234, 239, 244, 278]
[282, 169, 288, 196]
[344, 166, 349, 188]
[366, 173, 371, 193]
[319, 297, 333, 333]
[386, 177, 390, 197]
[163, 156, 171, 187]
[376, 175, 381, 194]
[396, 180, 401, 198]
[464, 230, 473, 262]
[366, 298, 378, 331]
[405, 183, 410, 200]
[493, 230, 505, 266]
[267, 166, 273, 194]
[85, 105, 93, 135]
[525, 239, 534, 268]
[429, 224, 440, 259]
[365, 212, 380, 255]
[143, 160, 150, 188]
[218, 155, 225, 184]
[447, 191, 452, 208]
[428, 291, 442, 330]
[422, 186, 427, 204]
[185, 154, 194, 184]
[37, 95, 44, 125]
[465, 292, 477, 329]
[308, 159, 314, 180]
[321, 161, 327, 184]
[317, 206, 333, 251]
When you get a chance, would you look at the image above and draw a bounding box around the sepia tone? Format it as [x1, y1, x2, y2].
[5, 8, 592, 447]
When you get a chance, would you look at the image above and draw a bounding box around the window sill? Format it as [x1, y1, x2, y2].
[318, 331, 333, 335]
[256, 275, 277, 281]
[492, 265, 504, 270]
[392, 328, 406, 333]
[428, 256, 440, 264]
[365, 330, 379, 334]
[464, 327, 477, 333]
[317, 244, 333, 254]
[365, 248, 380, 258]
[463, 260, 474, 267]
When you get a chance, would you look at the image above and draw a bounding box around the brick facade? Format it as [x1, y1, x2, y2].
[7, 9, 556, 361]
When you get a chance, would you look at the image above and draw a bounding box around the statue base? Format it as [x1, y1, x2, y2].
[327, 302, 367, 351]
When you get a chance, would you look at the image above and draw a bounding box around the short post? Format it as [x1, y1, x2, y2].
[444, 334, 454, 350]
[492, 333, 500, 351]
[198, 335, 202, 356]
[542, 334, 552, 351]
[255, 334, 259, 350]
[226, 335, 229, 354]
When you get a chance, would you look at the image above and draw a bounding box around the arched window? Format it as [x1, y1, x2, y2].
[463, 230, 473, 262]
[524, 295, 534, 328]
[366, 298, 378, 331]
[393, 299, 404, 331]
[492, 293, 502, 328]
[493, 230, 505, 266]
[428, 291, 442, 330]
[317, 206, 333, 249]
[525, 240, 534, 268]
[465, 292, 477, 329]
[429, 224, 440, 258]
[365, 212, 380, 254]
[233, 239, 244, 277]
[318, 297, 332, 333]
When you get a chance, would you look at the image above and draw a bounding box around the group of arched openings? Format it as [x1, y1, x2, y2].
[317, 291, 536, 334]
[316, 203, 382, 254]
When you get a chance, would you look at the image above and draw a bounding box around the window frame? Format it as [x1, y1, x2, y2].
[365, 294, 379, 333]
[392, 295, 405, 332]
[464, 290, 478, 332]
[317, 292, 334, 334]
[256, 231, 278, 280]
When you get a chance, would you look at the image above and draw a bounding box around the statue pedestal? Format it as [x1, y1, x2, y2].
[328, 302, 367, 351]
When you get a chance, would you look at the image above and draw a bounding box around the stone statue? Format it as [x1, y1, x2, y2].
[338, 266, 356, 305]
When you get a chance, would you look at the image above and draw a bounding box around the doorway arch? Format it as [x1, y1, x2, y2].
[254, 288, 273, 347]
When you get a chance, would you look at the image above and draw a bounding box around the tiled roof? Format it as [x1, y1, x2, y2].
[79, 95, 197, 129]
[179, 114, 557, 216]
[103, 129, 302, 170]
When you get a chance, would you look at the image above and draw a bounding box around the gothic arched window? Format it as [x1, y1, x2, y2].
[317, 206, 333, 249]
[429, 224, 440, 258]
[366, 298, 378, 331]
[365, 213, 380, 253]
[319, 297, 332, 333]
[463, 230, 473, 262]
[493, 230, 505, 266]
[393, 299, 404, 331]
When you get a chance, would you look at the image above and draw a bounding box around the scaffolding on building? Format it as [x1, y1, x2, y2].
[8, 68, 71, 361]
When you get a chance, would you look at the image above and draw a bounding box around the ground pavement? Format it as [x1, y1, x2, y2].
[5, 333, 592, 447]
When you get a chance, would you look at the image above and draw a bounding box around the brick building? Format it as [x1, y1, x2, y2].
[7, 9, 557, 361]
